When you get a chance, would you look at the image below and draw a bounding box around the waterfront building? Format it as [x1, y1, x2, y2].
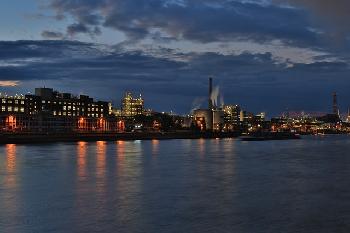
[0, 93, 26, 114]
[0, 88, 118, 133]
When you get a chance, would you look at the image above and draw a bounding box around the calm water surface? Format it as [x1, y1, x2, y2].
[1, 136, 350, 233]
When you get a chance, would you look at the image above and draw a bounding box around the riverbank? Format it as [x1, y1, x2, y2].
[0, 131, 240, 144]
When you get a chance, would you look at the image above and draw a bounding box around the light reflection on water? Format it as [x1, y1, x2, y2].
[5, 144, 17, 186]
[77, 141, 87, 180]
[1, 136, 350, 233]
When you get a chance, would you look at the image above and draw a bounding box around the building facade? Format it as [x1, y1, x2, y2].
[121, 92, 144, 117]
[0, 88, 121, 133]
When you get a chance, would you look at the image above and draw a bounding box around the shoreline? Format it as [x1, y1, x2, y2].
[0, 131, 240, 144]
[1, 131, 347, 145]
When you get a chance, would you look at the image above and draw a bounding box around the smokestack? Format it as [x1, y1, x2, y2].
[333, 92, 339, 116]
[208, 77, 213, 110]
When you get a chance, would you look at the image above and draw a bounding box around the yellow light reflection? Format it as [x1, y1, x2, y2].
[96, 141, 107, 179]
[116, 141, 125, 161]
[151, 139, 159, 155]
[77, 141, 87, 180]
[4, 144, 17, 189]
[6, 144, 16, 173]
[198, 138, 205, 157]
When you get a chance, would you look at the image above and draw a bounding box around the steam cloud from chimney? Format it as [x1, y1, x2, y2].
[211, 85, 220, 108]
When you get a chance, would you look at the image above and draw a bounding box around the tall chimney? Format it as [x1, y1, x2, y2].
[333, 92, 339, 116]
[208, 77, 213, 110]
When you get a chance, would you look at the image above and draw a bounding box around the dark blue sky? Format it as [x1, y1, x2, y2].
[1, 0, 350, 116]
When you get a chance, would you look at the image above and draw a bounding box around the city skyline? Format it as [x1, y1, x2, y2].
[1, 0, 350, 115]
[0, 84, 346, 118]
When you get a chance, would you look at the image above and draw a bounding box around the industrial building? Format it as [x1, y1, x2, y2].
[193, 78, 238, 132]
[0, 88, 121, 133]
[121, 92, 144, 117]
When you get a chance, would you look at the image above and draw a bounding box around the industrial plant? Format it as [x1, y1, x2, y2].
[0, 78, 350, 143]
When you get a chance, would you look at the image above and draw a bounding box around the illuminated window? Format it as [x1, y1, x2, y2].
[15, 100, 18, 104]
[8, 100, 12, 104]
[8, 106, 12, 111]
[1, 106, 5, 111]
[20, 107, 24, 112]
[14, 107, 18, 112]
[1, 99, 5, 103]
[63, 106, 66, 110]
[42, 100, 45, 103]
[21, 101, 24, 104]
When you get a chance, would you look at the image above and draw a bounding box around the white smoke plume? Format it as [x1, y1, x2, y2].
[190, 97, 205, 113]
[220, 94, 225, 108]
[211, 85, 220, 108]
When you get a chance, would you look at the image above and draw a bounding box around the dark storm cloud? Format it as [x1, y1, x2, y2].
[280, 0, 350, 42]
[1, 40, 350, 114]
[45, 0, 318, 46]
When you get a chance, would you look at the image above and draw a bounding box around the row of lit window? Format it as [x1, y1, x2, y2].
[1, 99, 25, 104]
[1, 106, 25, 112]
[61, 106, 104, 112]
[53, 111, 103, 118]
[41, 100, 103, 107]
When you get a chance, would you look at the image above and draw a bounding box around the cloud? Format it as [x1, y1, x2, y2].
[45, 0, 319, 46]
[1, 40, 350, 114]
[0, 81, 20, 87]
[66, 23, 102, 37]
[279, 0, 350, 43]
[41, 30, 65, 39]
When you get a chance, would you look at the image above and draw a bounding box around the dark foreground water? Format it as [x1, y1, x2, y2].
[1, 136, 350, 233]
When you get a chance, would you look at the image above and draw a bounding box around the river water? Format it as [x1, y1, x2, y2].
[1, 136, 350, 233]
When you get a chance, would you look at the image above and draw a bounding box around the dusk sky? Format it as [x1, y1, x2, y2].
[1, 0, 350, 116]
